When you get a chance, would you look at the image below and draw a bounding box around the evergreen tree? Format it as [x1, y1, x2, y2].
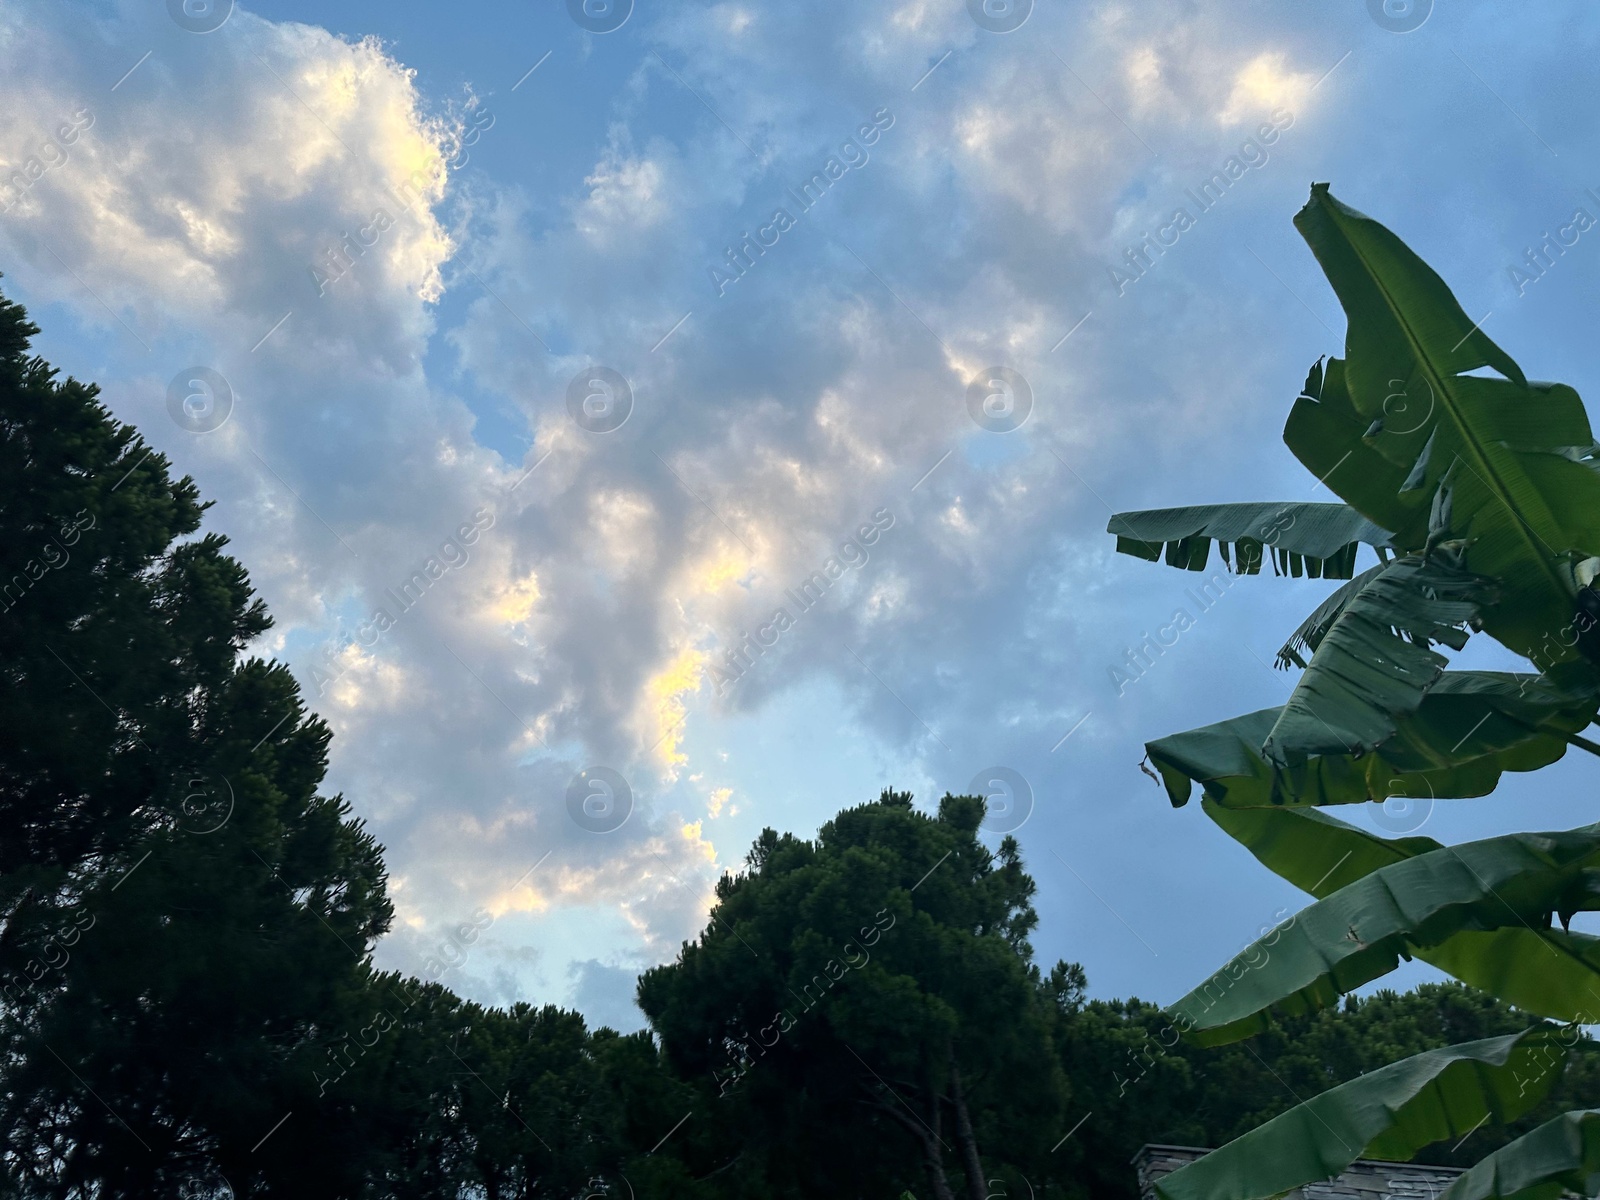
[638, 790, 1070, 1200]
[0, 284, 392, 1196]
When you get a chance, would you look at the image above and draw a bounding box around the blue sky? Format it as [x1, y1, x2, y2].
[5, 0, 1600, 1031]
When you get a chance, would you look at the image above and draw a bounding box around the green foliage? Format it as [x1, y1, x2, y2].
[0, 283, 397, 1195]
[1147, 671, 1596, 810]
[1110, 186, 1600, 1199]
[1441, 1109, 1600, 1200]
[638, 791, 1066, 1200]
[1208, 802, 1600, 1025]
[1259, 556, 1492, 764]
[1110, 500, 1392, 578]
[1155, 1027, 1566, 1200]
[1062, 982, 1600, 1200]
[1289, 187, 1600, 665]
[1171, 825, 1600, 1045]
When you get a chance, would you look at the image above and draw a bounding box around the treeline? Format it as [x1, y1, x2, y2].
[2, 286, 1594, 1198]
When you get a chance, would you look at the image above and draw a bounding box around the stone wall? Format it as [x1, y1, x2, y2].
[1134, 1144, 1467, 1200]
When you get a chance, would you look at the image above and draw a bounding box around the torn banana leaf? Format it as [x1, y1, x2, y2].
[1169, 824, 1600, 1046]
[1284, 355, 1434, 547]
[1205, 802, 1600, 1024]
[1260, 555, 1494, 766]
[1146, 671, 1596, 809]
[1108, 501, 1393, 579]
[1276, 561, 1389, 667]
[1441, 1109, 1600, 1200]
[1290, 184, 1600, 665]
[1153, 1026, 1566, 1200]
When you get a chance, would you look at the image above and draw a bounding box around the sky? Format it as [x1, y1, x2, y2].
[4, 0, 1600, 1033]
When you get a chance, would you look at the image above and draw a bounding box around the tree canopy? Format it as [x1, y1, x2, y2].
[638, 791, 1065, 1200]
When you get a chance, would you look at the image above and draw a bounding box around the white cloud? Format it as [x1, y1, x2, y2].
[1218, 52, 1316, 125]
[575, 129, 677, 246]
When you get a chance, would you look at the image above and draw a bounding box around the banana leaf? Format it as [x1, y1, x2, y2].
[1108, 501, 1393, 579]
[1199, 799, 1434, 894]
[1146, 671, 1595, 809]
[1152, 1026, 1566, 1200]
[1284, 356, 1434, 546]
[1441, 1109, 1600, 1200]
[1206, 802, 1600, 1025]
[1261, 556, 1493, 766]
[1169, 824, 1600, 1046]
[1277, 561, 1388, 667]
[1289, 184, 1600, 666]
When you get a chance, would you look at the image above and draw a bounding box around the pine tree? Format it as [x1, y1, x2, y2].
[0, 283, 393, 1196]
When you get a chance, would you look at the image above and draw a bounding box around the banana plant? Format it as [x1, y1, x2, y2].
[1114, 185, 1600, 1199]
